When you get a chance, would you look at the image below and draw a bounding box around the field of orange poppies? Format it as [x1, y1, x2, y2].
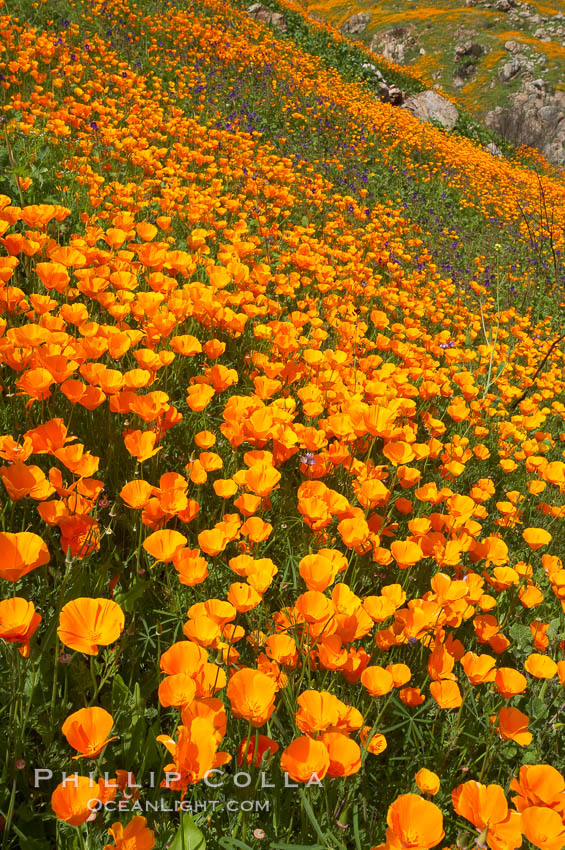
[1, 0, 565, 847]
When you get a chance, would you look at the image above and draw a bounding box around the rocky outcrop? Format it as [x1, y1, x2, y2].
[247, 3, 287, 32]
[485, 81, 565, 164]
[495, 0, 517, 11]
[341, 12, 371, 35]
[454, 40, 484, 60]
[370, 27, 418, 66]
[402, 90, 459, 130]
[499, 57, 523, 81]
[360, 62, 405, 104]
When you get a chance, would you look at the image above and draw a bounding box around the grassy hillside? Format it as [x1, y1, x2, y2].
[0, 0, 565, 848]
[305, 0, 565, 120]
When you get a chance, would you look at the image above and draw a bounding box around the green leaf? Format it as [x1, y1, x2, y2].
[218, 839, 255, 850]
[114, 577, 149, 614]
[270, 844, 326, 850]
[111, 673, 130, 711]
[299, 789, 347, 850]
[352, 801, 362, 850]
[529, 696, 548, 720]
[170, 814, 206, 850]
[508, 624, 530, 649]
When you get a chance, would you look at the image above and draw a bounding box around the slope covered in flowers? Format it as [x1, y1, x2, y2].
[0, 0, 565, 848]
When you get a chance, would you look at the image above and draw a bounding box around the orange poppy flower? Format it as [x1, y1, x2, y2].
[521, 807, 565, 850]
[157, 718, 229, 789]
[62, 707, 117, 759]
[295, 591, 335, 625]
[186, 384, 215, 412]
[51, 775, 105, 825]
[337, 516, 370, 550]
[400, 687, 426, 706]
[510, 764, 565, 812]
[197, 529, 227, 557]
[493, 707, 532, 747]
[170, 334, 202, 356]
[523, 528, 552, 550]
[390, 540, 423, 570]
[415, 769, 440, 795]
[360, 726, 388, 755]
[361, 666, 394, 697]
[123, 430, 162, 463]
[385, 794, 444, 849]
[265, 634, 298, 668]
[240, 516, 273, 543]
[460, 651, 497, 684]
[429, 680, 463, 709]
[181, 698, 228, 744]
[104, 816, 155, 850]
[58, 598, 125, 655]
[0, 531, 50, 581]
[173, 548, 209, 586]
[227, 668, 277, 727]
[184, 613, 222, 647]
[158, 674, 197, 708]
[236, 734, 279, 767]
[299, 552, 340, 592]
[321, 731, 361, 777]
[160, 641, 208, 676]
[35, 262, 70, 292]
[452, 781, 522, 850]
[280, 736, 330, 784]
[227, 582, 262, 612]
[494, 668, 528, 698]
[295, 690, 342, 733]
[525, 653, 558, 679]
[0, 461, 51, 501]
[143, 529, 187, 563]
[0, 597, 41, 657]
[120, 480, 155, 509]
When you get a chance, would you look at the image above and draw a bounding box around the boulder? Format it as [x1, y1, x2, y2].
[378, 82, 405, 105]
[486, 142, 503, 156]
[370, 27, 417, 66]
[361, 63, 386, 83]
[342, 12, 371, 35]
[485, 84, 565, 165]
[499, 57, 522, 80]
[402, 90, 459, 130]
[454, 40, 484, 59]
[247, 3, 287, 32]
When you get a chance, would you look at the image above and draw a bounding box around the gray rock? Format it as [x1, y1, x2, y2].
[402, 90, 459, 130]
[370, 26, 417, 66]
[361, 63, 385, 83]
[499, 58, 522, 80]
[378, 83, 405, 105]
[247, 3, 287, 32]
[342, 12, 371, 35]
[454, 40, 484, 59]
[486, 142, 503, 156]
[504, 40, 519, 51]
[485, 85, 565, 164]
